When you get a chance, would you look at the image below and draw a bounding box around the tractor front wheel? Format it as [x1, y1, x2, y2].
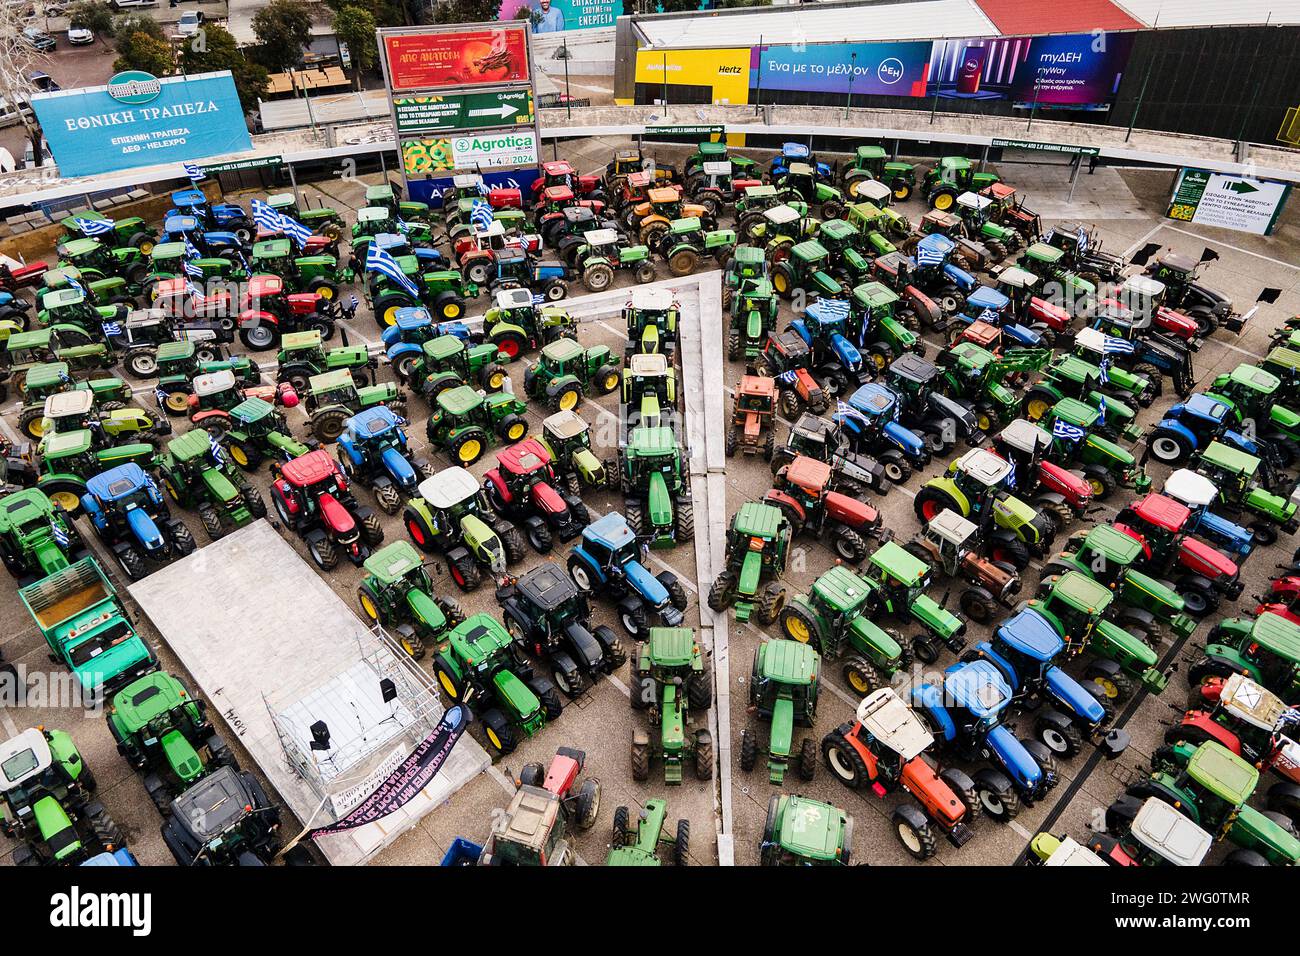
[631, 737, 651, 781]
[198, 504, 225, 540]
[708, 570, 736, 611]
[779, 603, 820, 648]
[375, 484, 402, 515]
[117, 545, 148, 581]
[973, 770, 1021, 822]
[893, 806, 938, 861]
[448, 552, 482, 592]
[308, 537, 339, 570]
[739, 728, 758, 772]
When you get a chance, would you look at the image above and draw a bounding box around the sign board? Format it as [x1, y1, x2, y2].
[199, 155, 283, 175]
[497, 0, 616, 34]
[992, 138, 1100, 156]
[646, 124, 724, 138]
[393, 88, 534, 135]
[382, 27, 531, 92]
[29, 71, 252, 178]
[401, 128, 539, 175]
[1167, 168, 1292, 236]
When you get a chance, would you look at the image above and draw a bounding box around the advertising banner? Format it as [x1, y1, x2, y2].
[383, 27, 531, 91]
[401, 128, 539, 175]
[406, 166, 541, 207]
[393, 88, 535, 135]
[30, 71, 252, 178]
[753, 40, 933, 98]
[1167, 169, 1292, 236]
[634, 47, 752, 106]
[498, 0, 616, 34]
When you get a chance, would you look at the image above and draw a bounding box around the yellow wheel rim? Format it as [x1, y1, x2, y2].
[383, 306, 401, 326]
[444, 303, 461, 318]
[848, 669, 869, 693]
[934, 193, 953, 210]
[401, 638, 419, 657]
[165, 392, 190, 413]
[1092, 676, 1119, 699]
[438, 670, 459, 699]
[231, 445, 249, 466]
[1088, 478, 1105, 495]
[458, 439, 481, 462]
[49, 491, 80, 511]
[164, 479, 181, 503]
[871, 353, 886, 370]
[318, 286, 334, 300]
[27, 417, 44, 437]
[140, 241, 154, 255]
[1026, 399, 1048, 420]
[774, 274, 788, 292]
[488, 372, 505, 389]
[559, 390, 578, 410]
[977, 413, 992, 431]
[360, 593, 379, 620]
[508, 422, 526, 440]
[894, 185, 908, 200]
[486, 726, 503, 751]
[786, 617, 810, 643]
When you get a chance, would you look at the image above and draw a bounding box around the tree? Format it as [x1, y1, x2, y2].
[180, 23, 268, 113]
[113, 31, 174, 78]
[432, 0, 501, 24]
[112, 12, 166, 44]
[0, 6, 50, 167]
[333, 6, 377, 91]
[252, 0, 313, 73]
[66, 0, 115, 37]
[323, 0, 408, 28]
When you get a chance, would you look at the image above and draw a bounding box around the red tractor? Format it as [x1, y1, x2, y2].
[270, 449, 384, 569]
[530, 160, 607, 203]
[822, 688, 979, 859]
[1256, 575, 1300, 626]
[532, 184, 606, 242]
[153, 276, 238, 337]
[238, 274, 346, 352]
[988, 418, 1094, 533]
[482, 438, 592, 554]
[452, 220, 542, 285]
[763, 455, 881, 563]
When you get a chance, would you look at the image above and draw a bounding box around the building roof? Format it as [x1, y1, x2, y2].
[976, 0, 1141, 33]
[1113, 0, 1300, 27]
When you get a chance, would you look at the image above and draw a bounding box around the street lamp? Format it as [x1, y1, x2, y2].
[844, 52, 856, 119]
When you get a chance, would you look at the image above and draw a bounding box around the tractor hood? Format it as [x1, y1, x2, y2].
[1043, 666, 1106, 727]
[624, 559, 671, 611]
[1233, 805, 1300, 865]
[529, 480, 569, 519]
[161, 727, 205, 783]
[1187, 512, 1253, 562]
[738, 549, 764, 599]
[942, 262, 976, 290]
[646, 471, 674, 532]
[460, 514, 506, 573]
[829, 334, 863, 373]
[563, 620, 605, 670]
[317, 492, 356, 535]
[126, 506, 165, 552]
[984, 723, 1042, 791]
[381, 446, 417, 491]
[405, 587, 447, 632]
[200, 465, 240, 506]
[927, 392, 980, 436]
[660, 683, 686, 754]
[1178, 535, 1240, 583]
[883, 420, 926, 458]
[850, 615, 903, 660]
[34, 795, 80, 861]
[491, 669, 541, 722]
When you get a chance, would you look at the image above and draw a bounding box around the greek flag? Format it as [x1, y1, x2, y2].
[155, 386, 170, 407]
[1005, 459, 1017, 489]
[815, 299, 851, 319]
[531, 293, 546, 305]
[184, 236, 202, 259]
[978, 308, 1000, 324]
[776, 369, 799, 385]
[1102, 334, 1135, 355]
[184, 280, 203, 298]
[101, 321, 122, 336]
[66, 275, 85, 295]
[365, 242, 419, 298]
[209, 433, 225, 464]
[349, 294, 360, 311]
[470, 200, 494, 231]
[183, 162, 204, 181]
[476, 179, 489, 196]
[916, 243, 945, 267]
[1097, 396, 1106, 426]
[835, 400, 868, 422]
[1098, 357, 1110, 384]
[392, 413, 408, 426]
[250, 198, 283, 234]
[49, 520, 69, 548]
[184, 260, 204, 279]
[1076, 226, 1088, 253]
[279, 214, 313, 249]
[74, 217, 114, 237]
[1052, 419, 1086, 442]
[396, 218, 411, 234]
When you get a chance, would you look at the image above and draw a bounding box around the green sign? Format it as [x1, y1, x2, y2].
[991, 138, 1100, 156]
[645, 124, 725, 138]
[393, 89, 535, 136]
[200, 155, 283, 174]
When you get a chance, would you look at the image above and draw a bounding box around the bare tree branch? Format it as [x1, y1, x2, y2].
[0, 4, 52, 169]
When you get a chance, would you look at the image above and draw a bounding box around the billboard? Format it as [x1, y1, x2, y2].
[30, 71, 252, 178]
[633, 47, 751, 106]
[498, 0, 616, 34]
[393, 88, 534, 135]
[1167, 169, 1292, 236]
[753, 40, 932, 97]
[383, 27, 531, 91]
[401, 129, 539, 175]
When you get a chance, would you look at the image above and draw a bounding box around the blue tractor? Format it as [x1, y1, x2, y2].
[909, 233, 980, 317]
[336, 407, 432, 516]
[834, 382, 929, 485]
[565, 512, 688, 639]
[769, 142, 832, 182]
[911, 659, 1056, 822]
[1146, 392, 1284, 470]
[158, 215, 245, 260]
[80, 463, 196, 580]
[380, 306, 474, 382]
[1157, 470, 1257, 562]
[957, 285, 1048, 347]
[787, 299, 868, 399]
[966, 608, 1131, 761]
[166, 189, 255, 245]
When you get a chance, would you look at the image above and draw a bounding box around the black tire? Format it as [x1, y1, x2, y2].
[631, 737, 650, 781]
[973, 769, 1021, 822]
[892, 806, 938, 861]
[756, 582, 786, 625]
[939, 767, 980, 822]
[674, 497, 694, 542]
[117, 545, 147, 581]
[796, 738, 817, 781]
[241, 485, 268, 519]
[526, 522, 553, 554]
[687, 669, 712, 710]
[618, 601, 648, 639]
[708, 570, 736, 611]
[675, 819, 690, 865]
[739, 728, 758, 772]
[693, 729, 713, 780]
[169, 522, 196, 557]
[1222, 848, 1270, 867]
[822, 730, 868, 788]
[197, 504, 225, 540]
[1147, 429, 1193, 465]
[448, 552, 482, 592]
[309, 537, 339, 570]
[1035, 715, 1084, 758]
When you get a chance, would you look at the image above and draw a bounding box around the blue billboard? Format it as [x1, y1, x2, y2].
[753, 40, 933, 97]
[30, 70, 253, 178]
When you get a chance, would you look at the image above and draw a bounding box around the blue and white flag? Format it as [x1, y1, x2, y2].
[1098, 357, 1110, 384]
[1076, 226, 1088, 253]
[349, 294, 360, 311]
[1097, 396, 1106, 426]
[49, 520, 69, 548]
[776, 369, 799, 385]
[1052, 419, 1086, 442]
[978, 308, 1000, 324]
[183, 236, 202, 259]
[183, 162, 204, 182]
[74, 217, 114, 237]
[250, 198, 282, 235]
[1102, 334, 1135, 355]
[365, 242, 419, 298]
[155, 386, 170, 407]
[184, 260, 204, 279]
[531, 293, 546, 305]
[395, 219, 411, 234]
[1005, 459, 1017, 489]
[66, 275, 85, 295]
[184, 280, 204, 298]
[470, 200, 494, 231]
[476, 179, 489, 196]
[279, 214, 313, 249]
[209, 433, 225, 464]
[835, 400, 868, 422]
[916, 243, 945, 268]
[101, 321, 122, 337]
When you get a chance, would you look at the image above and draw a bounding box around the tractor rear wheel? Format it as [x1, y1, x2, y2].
[797, 738, 817, 781]
[398, 631, 427, 661]
[117, 545, 148, 581]
[612, 806, 631, 846]
[674, 498, 694, 542]
[526, 522, 553, 554]
[892, 806, 938, 861]
[739, 728, 758, 772]
[725, 426, 738, 457]
[583, 262, 614, 293]
[959, 588, 998, 625]
[973, 769, 1021, 823]
[1222, 849, 1271, 866]
[1035, 715, 1083, 758]
[198, 504, 225, 540]
[822, 730, 868, 787]
[481, 709, 517, 755]
[832, 526, 868, 563]
[619, 602, 648, 639]
[500, 524, 528, 564]
[631, 737, 651, 781]
[86, 802, 124, 852]
[625, 504, 644, 536]
[404, 508, 436, 553]
[913, 486, 961, 523]
[241, 485, 268, 519]
[658, 573, 689, 612]
[693, 730, 713, 781]
[311, 408, 349, 443]
[675, 819, 691, 865]
[1266, 783, 1300, 829]
[939, 767, 981, 822]
[448, 553, 481, 592]
[708, 570, 736, 611]
[668, 247, 700, 277]
[631, 674, 655, 710]
[360, 511, 384, 545]
[537, 684, 564, 721]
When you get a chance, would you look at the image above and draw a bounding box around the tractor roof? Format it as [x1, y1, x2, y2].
[647, 186, 679, 203]
[1024, 242, 1063, 263]
[955, 447, 1012, 487]
[965, 285, 1008, 312]
[0, 488, 56, 528]
[494, 287, 534, 311]
[1042, 837, 1109, 866]
[345, 406, 401, 440]
[783, 455, 832, 492]
[856, 144, 887, 160]
[1129, 797, 1212, 867]
[927, 508, 977, 547]
[86, 463, 150, 502]
[733, 245, 765, 265]
[423, 334, 465, 361]
[516, 562, 579, 612]
[393, 307, 432, 332]
[852, 281, 898, 309]
[266, 193, 294, 207]
[543, 409, 588, 440]
[819, 218, 855, 239]
[253, 238, 292, 256]
[1081, 524, 1143, 565]
[787, 163, 815, 179]
[194, 368, 239, 397]
[743, 184, 777, 199]
[1218, 673, 1285, 735]
[995, 608, 1064, 662]
[997, 266, 1039, 289]
[647, 627, 697, 668]
[811, 564, 872, 613]
[944, 660, 1011, 719]
[356, 206, 389, 223]
[167, 428, 216, 463]
[417, 466, 480, 508]
[247, 274, 283, 297]
[888, 351, 937, 385]
[1265, 346, 1300, 372]
[543, 159, 575, 174]
[947, 341, 994, 369]
[542, 336, 584, 363]
[447, 614, 512, 666]
[164, 214, 201, 233]
[733, 501, 784, 539]
[498, 786, 561, 853]
[1050, 396, 1099, 427]
[1198, 440, 1257, 475]
[1184, 393, 1228, 422]
[278, 449, 338, 488]
[61, 237, 101, 257]
[42, 286, 86, 310]
[670, 217, 701, 234]
[41, 429, 93, 457]
[1161, 468, 1219, 512]
[737, 373, 776, 400]
[697, 140, 727, 156]
[1250, 612, 1300, 662]
[856, 688, 933, 761]
[1049, 571, 1113, 616]
[956, 191, 992, 212]
[0, 728, 52, 791]
[703, 161, 731, 177]
[630, 287, 673, 311]
[765, 204, 801, 226]
[1158, 252, 1198, 273]
[497, 438, 551, 476]
[792, 240, 828, 262]
[110, 672, 190, 731]
[847, 382, 897, 418]
[1120, 273, 1164, 299]
[362, 540, 423, 584]
[155, 340, 196, 362]
[1130, 492, 1191, 531]
[170, 765, 256, 841]
[583, 227, 620, 247]
[982, 182, 1016, 200]
[781, 142, 810, 158]
[583, 511, 636, 551]
[759, 639, 819, 685]
[857, 181, 894, 205]
[1185, 741, 1257, 807]
[915, 233, 955, 258]
[627, 425, 678, 456]
[940, 156, 970, 170]
[24, 362, 70, 391]
[44, 388, 94, 417]
[280, 330, 323, 351]
[230, 396, 275, 424]
[869, 540, 927, 586]
[1226, 363, 1278, 393]
[774, 796, 843, 862]
[436, 384, 483, 417]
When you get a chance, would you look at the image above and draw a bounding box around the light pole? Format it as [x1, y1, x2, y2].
[844, 52, 856, 119]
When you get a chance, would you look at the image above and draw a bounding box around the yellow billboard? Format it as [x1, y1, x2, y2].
[633, 47, 751, 107]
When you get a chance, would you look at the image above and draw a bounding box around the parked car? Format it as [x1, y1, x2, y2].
[67, 26, 95, 45]
[22, 27, 56, 52]
[176, 10, 204, 36]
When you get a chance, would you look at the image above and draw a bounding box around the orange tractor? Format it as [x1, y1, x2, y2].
[726, 374, 777, 460]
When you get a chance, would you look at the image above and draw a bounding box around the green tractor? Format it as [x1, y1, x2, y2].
[658, 217, 736, 277]
[0, 726, 122, 866]
[54, 236, 149, 291]
[301, 369, 405, 443]
[842, 143, 918, 201]
[1129, 740, 1300, 866]
[15, 362, 132, 441]
[106, 671, 236, 812]
[405, 333, 509, 399]
[924, 156, 999, 211]
[275, 329, 376, 395]
[355, 541, 464, 660]
[769, 240, 844, 302]
[777, 564, 912, 696]
[59, 210, 157, 254]
[480, 287, 576, 360]
[425, 384, 529, 466]
[1041, 397, 1149, 500]
[607, 799, 691, 866]
[35, 430, 156, 515]
[760, 794, 854, 866]
[36, 388, 169, 451]
[739, 639, 820, 785]
[537, 410, 611, 494]
[221, 397, 314, 470]
[1027, 571, 1169, 701]
[1192, 612, 1300, 703]
[573, 228, 656, 292]
[152, 340, 261, 415]
[935, 341, 1051, 434]
[624, 287, 680, 359]
[846, 199, 911, 254]
[630, 627, 714, 784]
[814, 218, 876, 286]
[1191, 440, 1298, 544]
[1205, 362, 1300, 456]
[1018, 242, 1096, 318]
[0, 487, 85, 581]
[618, 425, 692, 548]
[523, 336, 621, 412]
[622, 352, 678, 430]
[3, 325, 114, 399]
[849, 281, 926, 371]
[266, 192, 346, 240]
[954, 191, 1023, 259]
[157, 429, 266, 539]
[728, 277, 779, 362]
[707, 502, 791, 624]
[1026, 346, 1150, 441]
[433, 613, 561, 756]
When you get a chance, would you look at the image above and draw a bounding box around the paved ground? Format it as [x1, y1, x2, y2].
[0, 139, 1297, 866]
